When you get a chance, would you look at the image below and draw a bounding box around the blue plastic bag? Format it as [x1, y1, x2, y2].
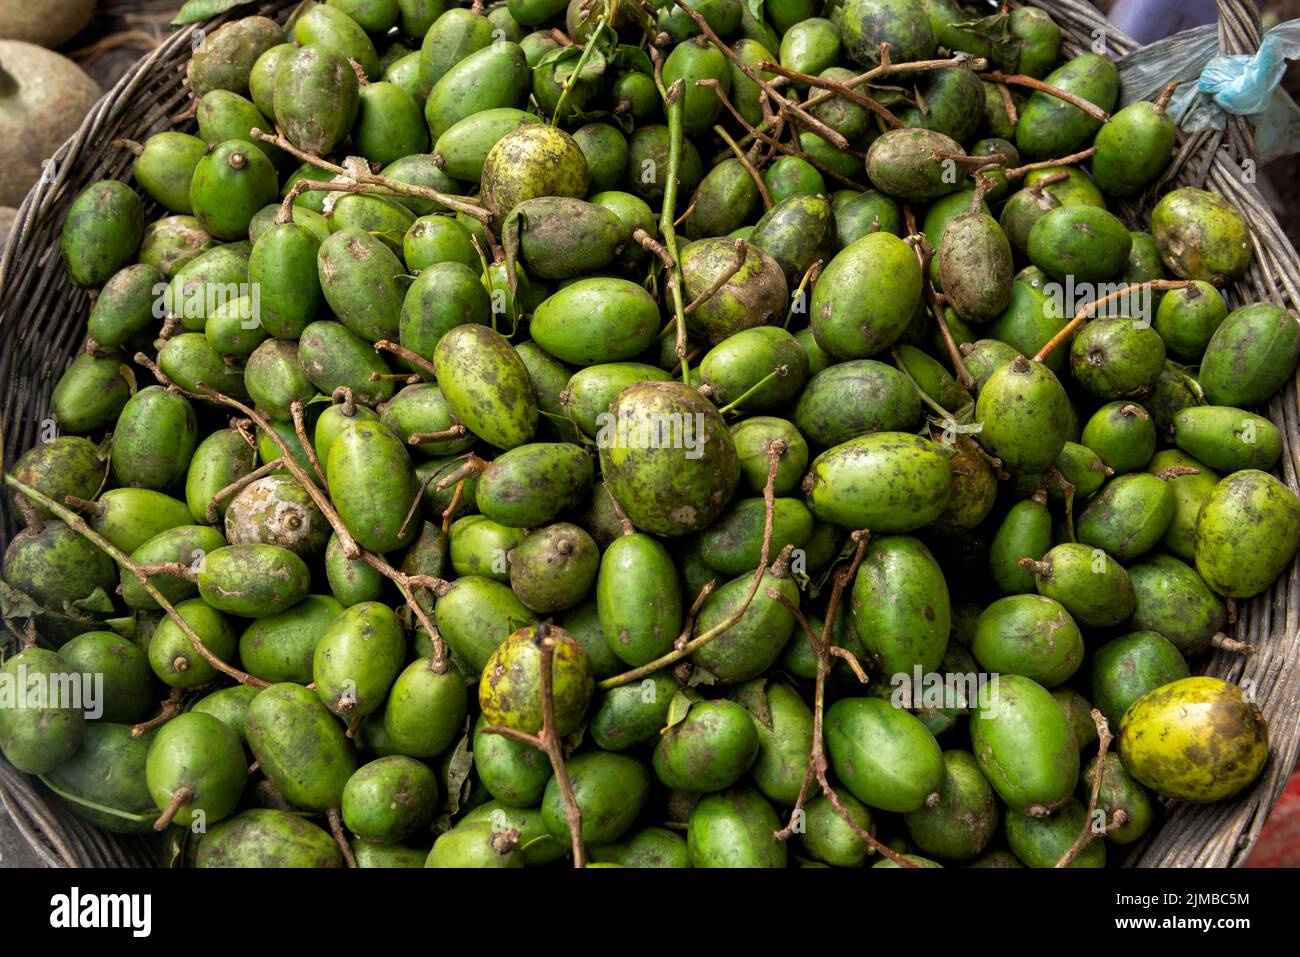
[1115, 20, 1300, 163]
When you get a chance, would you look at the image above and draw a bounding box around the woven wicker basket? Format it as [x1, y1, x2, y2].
[0, 0, 1295, 868]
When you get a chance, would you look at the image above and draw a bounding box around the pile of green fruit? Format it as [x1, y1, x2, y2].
[2, 0, 1298, 869]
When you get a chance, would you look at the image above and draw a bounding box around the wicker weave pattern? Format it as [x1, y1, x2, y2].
[0, 0, 1295, 868]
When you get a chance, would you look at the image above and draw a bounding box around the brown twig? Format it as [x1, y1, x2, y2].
[291, 399, 327, 489]
[981, 71, 1111, 123]
[684, 239, 747, 316]
[483, 623, 587, 867]
[131, 688, 182, 737]
[327, 807, 358, 868]
[408, 426, 468, 446]
[673, 0, 849, 150]
[1032, 280, 1197, 362]
[153, 786, 193, 831]
[6, 475, 266, 689]
[756, 58, 903, 129]
[203, 459, 281, 525]
[374, 339, 438, 380]
[251, 127, 491, 223]
[1055, 709, 1126, 867]
[713, 123, 773, 210]
[904, 218, 975, 391]
[633, 227, 675, 268]
[1004, 146, 1098, 180]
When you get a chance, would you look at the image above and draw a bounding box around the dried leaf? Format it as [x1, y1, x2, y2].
[663, 689, 699, 731]
[443, 724, 474, 818]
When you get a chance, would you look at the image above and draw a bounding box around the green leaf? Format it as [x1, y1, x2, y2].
[0, 581, 40, 621]
[613, 44, 654, 76]
[740, 677, 773, 730]
[744, 0, 764, 24]
[171, 0, 253, 26]
[536, 45, 580, 70]
[70, 586, 115, 616]
[663, 689, 699, 730]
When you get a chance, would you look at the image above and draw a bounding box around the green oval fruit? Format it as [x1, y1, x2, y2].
[197, 544, 312, 618]
[598, 533, 682, 667]
[803, 431, 953, 532]
[902, 750, 998, 862]
[1028, 542, 1136, 628]
[42, 722, 155, 834]
[60, 180, 144, 287]
[145, 711, 245, 827]
[680, 237, 787, 344]
[1194, 469, 1300, 598]
[851, 535, 950, 678]
[1015, 53, 1118, 160]
[542, 751, 651, 846]
[654, 697, 759, 792]
[969, 673, 1078, 815]
[0, 648, 86, 774]
[508, 522, 598, 613]
[313, 602, 405, 718]
[433, 324, 538, 450]
[1091, 630, 1189, 727]
[531, 278, 661, 365]
[327, 419, 421, 553]
[342, 756, 438, 844]
[111, 386, 198, 491]
[825, 697, 943, 813]
[1077, 473, 1175, 562]
[383, 659, 467, 758]
[1005, 798, 1105, 868]
[425, 41, 529, 140]
[1128, 553, 1227, 658]
[735, 678, 814, 805]
[1150, 187, 1252, 283]
[1079, 752, 1153, 845]
[971, 595, 1082, 688]
[810, 231, 922, 359]
[686, 788, 787, 868]
[1092, 99, 1176, 197]
[245, 682, 359, 811]
[975, 357, 1071, 473]
[472, 712, 551, 807]
[989, 496, 1052, 595]
[480, 123, 588, 220]
[1172, 406, 1281, 473]
[189, 139, 277, 241]
[1198, 302, 1300, 408]
[148, 597, 238, 688]
[840, 0, 935, 66]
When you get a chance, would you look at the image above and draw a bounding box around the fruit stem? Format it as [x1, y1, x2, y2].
[783, 259, 822, 329]
[153, 785, 193, 831]
[1032, 280, 1197, 363]
[4, 473, 268, 689]
[632, 227, 675, 269]
[408, 425, 468, 446]
[904, 222, 976, 392]
[996, 81, 1018, 125]
[131, 687, 183, 737]
[1211, 632, 1255, 655]
[716, 365, 788, 415]
[373, 339, 438, 381]
[1154, 79, 1181, 114]
[768, 530, 916, 867]
[1055, 709, 1125, 867]
[1003, 146, 1097, 181]
[290, 400, 327, 489]
[979, 70, 1111, 124]
[756, 58, 903, 129]
[651, 56, 692, 386]
[701, 80, 867, 191]
[1155, 465, 1200, 481]
[62, 495, 106, 518]
[1017, 557, 1053, 579]
[110, 138, 145, 157]
[327, 807, 358, 868]
[602, 482, 636, 537]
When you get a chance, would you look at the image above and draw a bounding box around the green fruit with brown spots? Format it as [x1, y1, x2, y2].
[865, 128, 965, 202]
[597, 533, 682, 667]
[1150, 187, 1253, 283]
[971, 595, 1082, 688]
[0, 647, 85, 774]
[839, 0, 935, 66]
[903, 750, 998, 862]
[804, 431, 954, 532]
[1005, 798, 1104, 867]
[147, 597, 238, 688]
[687, 787, 787, 868]
[478, 624, 593, 735]
[145, 711, 245, 827]
[851, 535, 950, 678]
[480, 123, 588, 220]
[476, 443, 593, 529]
[1172, 406, 1282, 473]
[342, 756, 438, 844]
[111, 386, 198, 491]
[245, 682, 359, 811]
[196, 544, 312, 618]
[975, 356, 1072, 473]
[1118, 676, 1267, 802]
[531, 278, 661, 365]
[599, 381, 740, 537]
[810, 231, 922, 359]
[7, 436, 104, 522]
[1079, 752, 1153, 844]
[1194, 469, 1300, 598]
[327, 420, 421, 554]
[825, 696, 944, 813]
[61, 179, 144, 287]
[1015, 53, 1118, 160]
[313, 602, 406, 718]
[189, 140, 278, 241]
[1198, 302, 1300, 408]
[679, 238, 788, 345]
[734, 678, 814, 805]
[1128, 553, 1227, 658]
[508, 522, 598, 613]
[690, 563, 799, 684]
[1077, 473, 1175, 562]
[542, 751, 651, 846]
[748, 194, 835, 287]
[433, 323, 538, 450]
[1091, 630, 1189, 727]
[939, 199, 1014, 323]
